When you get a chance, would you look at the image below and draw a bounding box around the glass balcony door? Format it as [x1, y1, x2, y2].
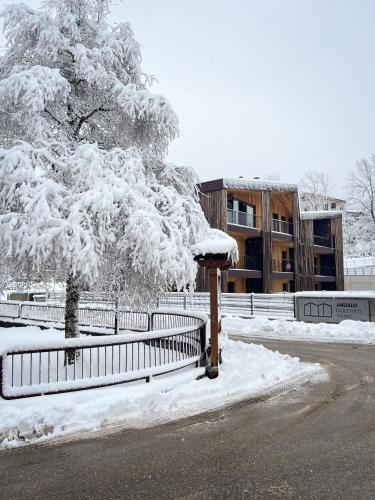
[227, 198, 256, 228]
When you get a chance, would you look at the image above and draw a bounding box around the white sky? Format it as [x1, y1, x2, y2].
[1, 0, 375, 196]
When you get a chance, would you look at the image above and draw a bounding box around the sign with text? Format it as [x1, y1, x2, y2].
[297, 297, 370, 323]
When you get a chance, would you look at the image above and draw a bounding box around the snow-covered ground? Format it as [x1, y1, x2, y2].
[0, 326, 321, 449]
[345, 255, 375, 269]
[223, 316, 375, 344]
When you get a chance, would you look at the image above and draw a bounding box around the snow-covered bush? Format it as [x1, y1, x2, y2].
[0, 0, 208, 337]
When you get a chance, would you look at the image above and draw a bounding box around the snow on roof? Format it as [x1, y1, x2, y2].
[300, 192, 346, 203]
[223, 178, 298, 192]
[300, 210, 342, 220]
[191, 229, 239, 263]
[296, 291, 375, 299]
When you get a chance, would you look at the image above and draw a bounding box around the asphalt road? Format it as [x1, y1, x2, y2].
[1, 339, 375, 500]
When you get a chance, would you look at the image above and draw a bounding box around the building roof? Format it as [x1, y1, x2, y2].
[199, 177, 298, 193]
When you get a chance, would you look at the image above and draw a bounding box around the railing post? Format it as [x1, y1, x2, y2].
[184, 294, 187, 310]
[148, 312, 153, 332]
[199, 324, 208, 367]
[19, 303, 23, 320]
[114, 308, 118, 335]
[251, 293, 254, 316]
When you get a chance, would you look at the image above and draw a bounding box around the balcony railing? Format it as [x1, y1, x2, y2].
[272, 259, 295, 273]
[313, 235, 334, 248]
[314, 265, 336, 276]
[233, 255, 262, 271]
[227, 209, 261, 229]
[272, 218, 293, 235]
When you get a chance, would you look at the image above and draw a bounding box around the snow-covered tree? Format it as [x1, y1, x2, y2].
[0, 0, 208, 342]
[347, 156, 375, 223]
[299, 170, 331, 211]
[343, 211, 375, 257]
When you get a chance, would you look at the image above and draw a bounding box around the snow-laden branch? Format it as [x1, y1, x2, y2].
[0, 66, 70, 114]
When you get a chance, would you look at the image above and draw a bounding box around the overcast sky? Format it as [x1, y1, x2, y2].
[1, 0, 375, 196]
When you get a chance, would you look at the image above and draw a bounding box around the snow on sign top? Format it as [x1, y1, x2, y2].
[296, 291, 375, 299]
[300, 211, 342, 220]
[191, 229, 239, 263]
[222, 178, 298, 192]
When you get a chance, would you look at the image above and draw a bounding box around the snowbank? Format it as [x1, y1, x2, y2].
[0, 326, 320, 449]
[223, 315, 375, 344]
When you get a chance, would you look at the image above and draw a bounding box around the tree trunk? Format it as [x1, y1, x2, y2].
[65, 272, 80, 364]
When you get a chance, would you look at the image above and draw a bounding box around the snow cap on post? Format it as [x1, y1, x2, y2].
[191, 229, 239, 269]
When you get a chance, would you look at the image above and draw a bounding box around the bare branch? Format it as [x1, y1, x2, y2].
[74, 106, 113, 135]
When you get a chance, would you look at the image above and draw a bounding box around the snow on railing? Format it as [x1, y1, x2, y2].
[0, 310, 208, 399]
[159, 293, 295, 319]
[0, 301, 148, 332]
[0, 301, 21, 319]
[344, 266, 375, 277]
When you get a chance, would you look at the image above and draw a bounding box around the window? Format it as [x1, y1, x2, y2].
[228, 282, 236, 293]
[331, 202, 336, 209]
[227, 198, 256, 227]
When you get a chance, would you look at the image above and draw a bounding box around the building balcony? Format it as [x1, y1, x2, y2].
[272, 218, 293, 235]
[229, 255, 262, 279]
[272, 259, 295, 273]
[314, 265, 336, 277]
[227, 209, 261, 228]
[313, 235, 334, 248]
[233, 255, 262, 271]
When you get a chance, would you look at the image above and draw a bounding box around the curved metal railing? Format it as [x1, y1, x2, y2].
[0, 309, 208, 400]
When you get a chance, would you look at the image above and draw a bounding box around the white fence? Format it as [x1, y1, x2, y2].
[159, 293, 295, 320]
[0, 293, 296, 327]
[0, 301, 150, 332]
[345, 266, 375, 276]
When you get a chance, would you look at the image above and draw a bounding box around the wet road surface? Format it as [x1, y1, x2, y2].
[1, 339, 375, 499]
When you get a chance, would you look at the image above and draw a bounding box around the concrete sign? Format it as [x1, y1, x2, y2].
[297, 297, 370, 323]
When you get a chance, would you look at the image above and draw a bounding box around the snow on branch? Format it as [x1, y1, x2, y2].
[0, 66, 70, 114]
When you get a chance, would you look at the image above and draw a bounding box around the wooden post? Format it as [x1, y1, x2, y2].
[194, 251, 234, 379]
[206, 268, 220, 378]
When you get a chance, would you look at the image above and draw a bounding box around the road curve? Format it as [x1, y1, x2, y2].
[1, 339, 375, 500]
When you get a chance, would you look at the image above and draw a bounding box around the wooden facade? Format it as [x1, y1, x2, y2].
[196, 178, 344, 293]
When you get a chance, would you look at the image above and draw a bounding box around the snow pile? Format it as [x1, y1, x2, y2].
[191, 228, 239, 263]
[223, 178, 298, 192]
[0, 326, 320, 448]
[223, 316, 375, 344]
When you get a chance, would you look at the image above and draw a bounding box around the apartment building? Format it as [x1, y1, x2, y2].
[196, 178, 344, 293]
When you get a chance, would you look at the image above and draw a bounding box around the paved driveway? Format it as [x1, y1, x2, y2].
[1, 339, 375, 499]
